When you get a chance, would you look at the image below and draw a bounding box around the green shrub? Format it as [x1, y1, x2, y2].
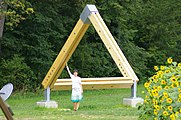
[138, 58, 181, 120]
[0, 54, 38, 92]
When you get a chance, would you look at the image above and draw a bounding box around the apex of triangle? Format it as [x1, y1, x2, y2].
[80, 4, 98, 24]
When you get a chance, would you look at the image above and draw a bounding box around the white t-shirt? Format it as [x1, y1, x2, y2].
[70, 74, 82, 89]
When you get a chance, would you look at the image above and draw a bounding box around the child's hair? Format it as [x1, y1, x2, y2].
[74, 69, 78, 73]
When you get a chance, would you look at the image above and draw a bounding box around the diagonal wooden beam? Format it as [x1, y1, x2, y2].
[88, 12, 138, 81]
[42, 19, 90, 89]
[0, 96, 13, 120]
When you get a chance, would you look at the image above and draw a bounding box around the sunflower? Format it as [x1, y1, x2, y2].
[163, 92, 168, 98]
[152, 89, 159, 97]
[163, 111, 169, 116]
[160, 66, 165, 70]
[154, 66, 159, 71]
[170, 114, 175, 120]
[157, 86, 162, 91]
[178, 98, 181, 102]
[144, 82, 150, 88]
[167, 98, 173, 104]
[154, 105, 160, 110]
[161, 80, 167, 85]
[165, 69, 171, 73]
[171, 76, 177, 83]
[179, 93, 181, 98]
[154, 109, 158, 115]
[167, 106, 173, 111]
[171, 82, 179, 88]
[178, 63, 181, 67]
[167, 57, 173, 64]
[164, 86, 169, 89]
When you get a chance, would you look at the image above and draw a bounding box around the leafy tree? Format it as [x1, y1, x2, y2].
[0, 54, 37, 91]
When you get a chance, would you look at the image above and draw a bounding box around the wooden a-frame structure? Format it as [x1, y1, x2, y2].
[41, 5, 139, 100]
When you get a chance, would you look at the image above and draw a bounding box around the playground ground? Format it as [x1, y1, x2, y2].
[0, 85, 144, 120]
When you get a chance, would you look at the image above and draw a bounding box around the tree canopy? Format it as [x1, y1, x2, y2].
[0, 0, 180, 91]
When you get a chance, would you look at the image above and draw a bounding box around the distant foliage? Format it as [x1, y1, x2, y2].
[0, 0, 180, 91]
[0, 0, 34, 29]
[0, 55, 38, 91]
[138, 58, 181, 120]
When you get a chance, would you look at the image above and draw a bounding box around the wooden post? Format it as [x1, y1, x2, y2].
[0, 96, 14, 120]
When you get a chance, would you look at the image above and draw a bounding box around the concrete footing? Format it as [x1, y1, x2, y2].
[36, 100, 58, 108]
[123, 97, 143, 107]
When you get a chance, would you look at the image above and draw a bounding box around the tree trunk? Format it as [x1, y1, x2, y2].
[0, 0, 6, 56]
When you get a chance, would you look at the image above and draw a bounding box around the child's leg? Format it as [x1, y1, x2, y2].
[73, 102, 77, 111]
[76, 102, 80, 110]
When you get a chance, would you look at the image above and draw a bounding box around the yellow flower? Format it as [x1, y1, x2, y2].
[144, 82, 150, 88]
[152, 75, 159, 80]
[167, 98, 173, 104]
[179, 93, 181, 98]
[163, 92, 168, 98]
[153, 99, 158, 105]
[154, 105, 160, 110]
[157, 86, 162, 91]
[153, 86, 157, 90]
[154, 109, 158, 115]
[154, 66, 159, 71]
[178, 98, 181, 102]
[152, 89, 159, 97]
[178, 63, 181, 67]
[163, 111, 169, 116]
[167, 57, 173, 64]
[160, 97, 164, 102]
[144, 100, 147, 103]
[165, 69, 171, 73]
[180, 108, 181, 113]
[161, 80, 167, 85]
[171, 76, 177, 83]
[157, 70, 163, 75]
[167, 106, 173, 111]
[170, 114, 175, 120]
[145, 95, 148, 99]
[171, 82, 179, 88]
[154, 118, 158, 120]
[179, 88, 181, 92]
[164, 86, 169, 89]
[175, 112, 179, 116]
[160, 66, 165, 70]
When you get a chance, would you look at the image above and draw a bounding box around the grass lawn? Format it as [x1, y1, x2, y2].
[0, 85, 144, 120]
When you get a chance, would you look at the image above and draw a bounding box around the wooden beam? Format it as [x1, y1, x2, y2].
[53, 77, 133, 90]
[56, 77, 132, 82]
[53, 82, 133, 90]
[42, 19, 90, 89]
[88, 12, 139, 81]
[0, 96, 13, 120]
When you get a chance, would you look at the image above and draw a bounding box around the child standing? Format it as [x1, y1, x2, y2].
[66, 64, 83, 111]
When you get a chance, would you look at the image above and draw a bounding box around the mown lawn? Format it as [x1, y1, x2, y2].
[0, 85, 144, 120]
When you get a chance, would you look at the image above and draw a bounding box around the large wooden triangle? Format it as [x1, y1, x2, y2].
[42, 5, 139, 89]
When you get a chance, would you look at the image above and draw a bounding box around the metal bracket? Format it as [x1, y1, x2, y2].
[80, 4, 98, 24]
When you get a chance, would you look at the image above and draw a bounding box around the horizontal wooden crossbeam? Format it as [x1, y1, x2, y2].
[53, 77, 133, 90]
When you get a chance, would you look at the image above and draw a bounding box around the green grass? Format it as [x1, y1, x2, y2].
[0, 85, 144, 120]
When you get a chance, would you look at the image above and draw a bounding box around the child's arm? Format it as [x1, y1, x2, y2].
[66, 63, 72, 77]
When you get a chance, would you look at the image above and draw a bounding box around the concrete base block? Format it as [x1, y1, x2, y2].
[123, 97, 143, 107]
[36, 100, 58, 108]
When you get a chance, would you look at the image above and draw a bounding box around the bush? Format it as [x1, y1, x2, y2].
[138, 58, 181, 120]
[0, 54, 38, 92]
